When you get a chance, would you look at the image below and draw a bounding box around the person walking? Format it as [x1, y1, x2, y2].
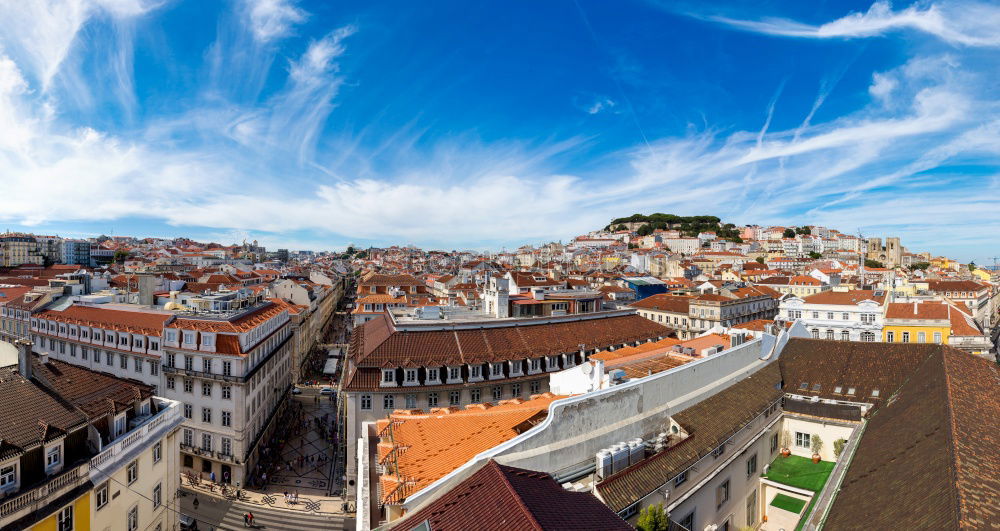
[243, 513, 249, 527]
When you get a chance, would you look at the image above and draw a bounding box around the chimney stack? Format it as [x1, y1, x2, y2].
[15, 338, 33, 380]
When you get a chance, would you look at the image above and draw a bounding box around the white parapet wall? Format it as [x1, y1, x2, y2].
[403, 331, 785, 513]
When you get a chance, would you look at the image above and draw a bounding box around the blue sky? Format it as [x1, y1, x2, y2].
[1, 1, 999, 262]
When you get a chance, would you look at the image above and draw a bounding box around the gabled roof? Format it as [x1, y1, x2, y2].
[801, 289, 885, 305]
[629, 294, 691, 313]
[392, 460, 631, 531]
[0, 362, 89, 459]
[823, 345, 1000, 529]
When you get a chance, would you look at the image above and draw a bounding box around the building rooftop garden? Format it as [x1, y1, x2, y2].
[764, 455, 834, 492]
[770, 493, 807, 514]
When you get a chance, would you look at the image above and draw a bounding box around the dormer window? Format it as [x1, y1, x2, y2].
[427, 368, 440, 382]
[45, 445, 62, 469]
[491, 363, 503, 377]
[166, 330, 177, 342]
[470, 365, 482, 379]
[382, 369, 395, 384]
[0, 463, 16, 491]
[448, 367, 460, 381]
[530, 358, 541, 372]
[183, 331, 196, 345]
[404, 369, 417, 383]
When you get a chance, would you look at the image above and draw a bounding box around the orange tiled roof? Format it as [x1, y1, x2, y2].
[378, 393, 564, 504]
[36, 305, 172, 336]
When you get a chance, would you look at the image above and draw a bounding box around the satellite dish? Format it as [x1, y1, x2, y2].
[581, 362, 592, 375]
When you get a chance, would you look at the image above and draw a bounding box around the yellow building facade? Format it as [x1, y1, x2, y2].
[29, 492, 90, 531]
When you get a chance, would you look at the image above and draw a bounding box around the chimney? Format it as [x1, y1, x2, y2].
[15, 338, 33, 380]
[913, 301, 918, 314]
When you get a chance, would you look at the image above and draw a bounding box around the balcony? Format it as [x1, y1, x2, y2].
[0, 463, 89, 525]
[163, 365, 240, 383]
[89, 397, 184, 480]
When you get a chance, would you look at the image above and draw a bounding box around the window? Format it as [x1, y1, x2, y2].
[57, 505, 73, 531]
[166, 354, 175, 367]
[202, 408, 212, 424]
[222, 411, 231, 427]
[222, 385, 232, 399]
[201, 433, 212, 451]
[812, 312, 819, 319]
[530, 380, 540, 394]
[405, 369, 417, 383]
[470, 365, 482, 378]
[405, 394, 416, 409]
[222, 437, 232, 456]
[746, 489, 757, 527]
[842, 312, 849, 320]
[427, 368, 439, 381]
[811, 329, 819, 339]
[886, 331, 895, 342]
[96, 482, 109, 509]
[183, 404, 192, 419]
[127, 460, 138, 484]
[150, 362, 158, 376]
[184, 379, 193, 393]
[134, 357, 142, 373]
[470, 388, 481, 403]
[427, 393, 438, 407]
[382, 369, 394, 383]
[360, 394, 372, 410]
[93, 350, 101, 364]
[46, 445, 61, 467]
[449, 390, 461, 406]
[834, 386, 843, 393]
[183, 429, 193, 446]
[127, 505, 138, 531]
[846, 387, 856, 396]
[202, 382, 212, 397]
[746, 453, 757, 477]
[717, 479, 730, 508]
[679, 511, 694, 531]
[674, 470, 688, 487]
[223, 361, 232, 376]
[511, 383, 521, 397]
[120, 354, 127, 369]
[827, 312, 834, 319]
[871, 389, 880, 397]
[530, 358, 540, 372]
[152, 482, 161, 508]
[383, 394, 394, 410]
[153, 442, 161, 463]
[712, 444, 725, 459]
[934, 331, 942, 343]
[184, 355, 193, 370]
[795, 432, 810, 448]
[771, 432, 779, 453]
[491, 364, 503, 377]
[106, 351, 113, 366]
[492, 386, 502, 401]
[826, 329, 834, 340]
[0, 464, 16, 488]
[80, 347, 88, 360]
[861, 331, 875, 342]
[918, 332, 926, 343]
[902, 332, 910, 343]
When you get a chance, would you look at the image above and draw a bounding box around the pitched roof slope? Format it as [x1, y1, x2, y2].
[824, 346, 1000, 529]
[392, 460, 631, 531]
[596, 362, 782, 512]
[377, 394, 564, 505]
[0, 364, 89, 459]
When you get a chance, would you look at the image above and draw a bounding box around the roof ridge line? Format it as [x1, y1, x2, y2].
[492, 460, 545, 531]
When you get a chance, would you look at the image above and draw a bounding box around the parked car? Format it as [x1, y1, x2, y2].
[320, 387, 334, 395]
[291, 387, 302, 395]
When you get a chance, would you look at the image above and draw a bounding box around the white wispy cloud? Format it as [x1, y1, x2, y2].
[702, 1, 1000, 47]
[585, 97, 616, 114]
[245, 0, 306, 43]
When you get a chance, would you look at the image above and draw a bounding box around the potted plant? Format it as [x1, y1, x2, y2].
[833, 438, 847, 459]
[811, 434, 823, 463]
[779, 430, 792, 457]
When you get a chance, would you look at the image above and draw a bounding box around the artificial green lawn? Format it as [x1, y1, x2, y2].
[770, 493, 807, 514]
[764, 455, 835, 492]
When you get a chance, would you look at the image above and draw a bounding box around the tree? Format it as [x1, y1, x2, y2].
[969, 261, 977, 271]
[910, 262, 930, 271]
[636, 224, 654, 237]
[808, 251, 822, 259]
[783, 228, 796, 238]
[756, 256, 765, 264]
[833, 438, 847, 459]
[811, 434, 823, 457]
[113, 249, 130, 264]
[795, 226, 812, 235]
[636, 503, 669, 531]
[615, 224, 628, 231]
[864, 259, 884, 269]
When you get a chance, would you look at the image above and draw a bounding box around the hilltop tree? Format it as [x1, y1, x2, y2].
[783, 228, 796, 238]
[864, 259, 884, 269]
[795, 226, 812, 235]
[756, 256, 766, 264]
[969, 261, 977, 271]
[636, 224, 654, 237]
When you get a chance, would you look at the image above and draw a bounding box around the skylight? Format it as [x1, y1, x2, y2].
[871, 389, 880, 397]
[799, 382, 808, 390]
[846, 387, 856, 396]
[834, 386, 842, 393]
